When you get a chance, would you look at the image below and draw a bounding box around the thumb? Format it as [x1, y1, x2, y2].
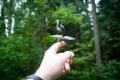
[58, 51, 74, 62]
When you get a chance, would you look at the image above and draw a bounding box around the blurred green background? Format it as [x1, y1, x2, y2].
[0, 0, 120, 80]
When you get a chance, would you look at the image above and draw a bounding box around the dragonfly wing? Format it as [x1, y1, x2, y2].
[50, 35, 63, 38]
[62, 36, 75, 40]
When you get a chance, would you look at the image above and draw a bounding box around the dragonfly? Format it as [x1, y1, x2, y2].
[51, 35, 75, 41]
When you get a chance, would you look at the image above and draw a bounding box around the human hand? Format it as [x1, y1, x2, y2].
[34, 41, 74, 80]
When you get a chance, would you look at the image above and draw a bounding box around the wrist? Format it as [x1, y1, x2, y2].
[34, 68, 53, 80]
[25, 74, 43, 80]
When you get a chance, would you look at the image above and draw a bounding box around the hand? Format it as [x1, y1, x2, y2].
[34, 41, 74, 80]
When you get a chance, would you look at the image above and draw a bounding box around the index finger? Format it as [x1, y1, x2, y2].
[47, 41, 65, 54]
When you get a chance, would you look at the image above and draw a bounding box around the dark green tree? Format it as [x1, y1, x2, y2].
[99, 0, 120, 60]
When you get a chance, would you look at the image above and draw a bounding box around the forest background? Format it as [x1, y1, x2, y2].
[0, 0, 120, 80]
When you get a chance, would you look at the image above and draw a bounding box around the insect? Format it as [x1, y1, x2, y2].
[51, 35, 75, 41]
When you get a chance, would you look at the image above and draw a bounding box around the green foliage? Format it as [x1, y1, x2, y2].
[99, 0, 120, 60]
[101, 60, 120, 80]
[59, 59, 120, 80]
[41, 33, 57, 46]
[0, 35, 47, 80]
[0, 0, 120, 80]
[51, 4, 83, 25]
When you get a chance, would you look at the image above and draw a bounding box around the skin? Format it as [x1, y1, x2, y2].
[34, 41, 74, 80]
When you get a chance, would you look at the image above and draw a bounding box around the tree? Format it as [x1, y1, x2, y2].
[91, 0, 102, 79]
[98, 0, 120, 60]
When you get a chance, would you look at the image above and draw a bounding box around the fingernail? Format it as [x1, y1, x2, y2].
[72, 53, 74, 57]
[61, 41, 65, 45]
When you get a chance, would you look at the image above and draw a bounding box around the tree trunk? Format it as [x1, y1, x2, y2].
[91, 0, 102, 79]
[0, 0, 6, 36]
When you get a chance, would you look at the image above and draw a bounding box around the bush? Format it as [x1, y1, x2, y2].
[101, 60, 120, 80]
